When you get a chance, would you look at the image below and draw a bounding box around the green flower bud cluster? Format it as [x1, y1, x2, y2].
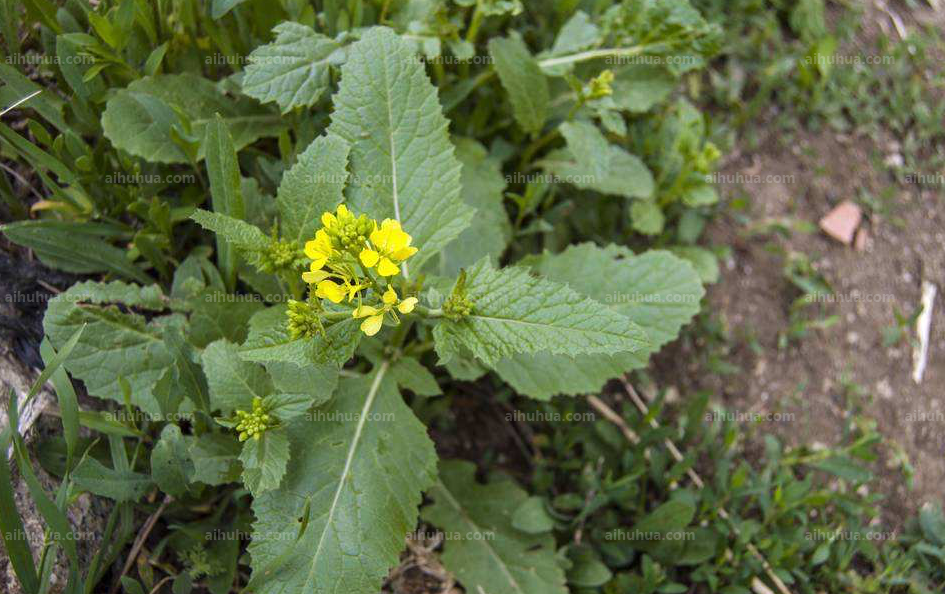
[587, 69, 614, 99]
[235, 396, 273, 441]
[324, 208, 376, 252]
[286, 299, 323, 340]
[256, 237, 307, 274]
[182, 545, 222, 579]
[443, 269, 474, 320]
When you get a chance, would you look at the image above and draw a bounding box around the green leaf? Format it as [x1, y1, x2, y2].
[210, 0, 250, 18]
[0, 62, 67, 131]
[632, 499, 695, 535]
[422, 460, 568, 594]
[547, 11, 600, 56]
[202, 339, 273, 413]
[542, 121, 654, 199]
[248, 367, 437, 594]
[44, 281, 183, 413]
[327, 27, 474, 274]
[2, 221, 151, 283]
[511, 496, 554, 534]
[667, 245, 719, 284]
[101, 74, 284, 164]
[390, 357, 441, 396]
[276, 133, 349, 245]
[920, 503, 945, 546]
[630, 199, 665, 235]
[433, 258, 649, 366]
[240, 428, 290, 496]
[239, 305, 361, 367]
[40, 339, 81, 471]
[610, 65, 676, 113]
[71, 456, 153, 502]
[0, 402, 40, 594]
[204, 115, 245, 291]
[436, 137, 511, 276]
[566, 547, 612, 587]
[264, 360, 338, 407]
[190, 209, 268, 252]
[489, 34, 549, 136]
[491, 244, 704, 399]
[188, 289, 263, 348]
[242, 22, 343, 114]
[190, 433, 242, 486]
[151, 424, 195, 498]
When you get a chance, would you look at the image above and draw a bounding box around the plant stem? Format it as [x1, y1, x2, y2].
[537, 45, 648, 69]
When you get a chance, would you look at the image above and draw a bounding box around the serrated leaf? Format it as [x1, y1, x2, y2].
[238, 305, 361, 367]
[101, 74, 284, 164]
[242, 22, 342, 113]
[276, 134, 349, 245]
[248, 367, 437, 594]
[151, 424, 194, 498]
[202, 339, 273, 413]
[240, 428, 290, 495]
[422, 460, 568, 594]
[436, 137, 511, 276]
[190, 433, 243, 486]
[489, 35, 549, 136]
[72, 456, 152, 502]
[630, 199, 665, 235]
[542, 121, 654, 199]
[2, 221, 150, 283]
[44, 281, 183, 413]
[433, 258, 648, 366]
[547, 11, 600, 56]
[264, 360, 338, 407]
[491, 244, 704, 399]
[191, 209, 268, 252]
[667, 245, 719, 284]
[188, 289, 263, 348]
[610, 65, 676, 113]
[390, 357, 440, 396]
[327, 27, 474, 274]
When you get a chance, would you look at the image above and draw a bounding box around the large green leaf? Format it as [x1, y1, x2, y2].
[276, 133, 349, 245]
[489, 34, 549, 136]
[202, 339, 273, 413]
[422, 460, 568, 594]
[435, 137, 511, 276]
[542, 121, 654, 199]
[43, 281, 182, 413]
[101, 74, 284, 164]
[433, 258, 649, 366]
[204, 115, 245, 291]
[190, 209, 268, 252]
[248, 367, 437, 594]
[327, 27, 474, 274]
[242, 22, 343, 113]
[2, 221, 150, 283]
[492, 244, 704, 399]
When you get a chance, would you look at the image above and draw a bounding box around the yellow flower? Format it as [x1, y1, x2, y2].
[359, 219, 418, 276]
[352, 286, 418, 336]
[316, 280, 347, 304]
[304, 229, 333, 270]
[301, 266, 329, 284]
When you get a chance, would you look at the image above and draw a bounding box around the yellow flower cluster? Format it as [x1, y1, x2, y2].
[299, 204, 420, 336]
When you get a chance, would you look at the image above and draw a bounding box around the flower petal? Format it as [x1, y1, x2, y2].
[352, 305, 379, 318]
[360, 314, 384, 336]
[397, 297, 418, 314]
[383, 285, 398, 305]
[316, 280, 346, 304]
[377, 257, 399, 276]
[359, 248, 379, 268]
[392, 245, 418, 261]
[302, 269, 329, 284]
